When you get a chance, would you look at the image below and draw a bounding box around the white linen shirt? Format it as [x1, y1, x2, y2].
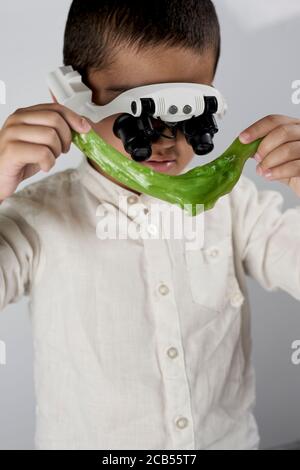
[1, 154, 300, 450]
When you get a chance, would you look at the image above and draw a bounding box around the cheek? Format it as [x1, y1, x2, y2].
[179, 153, 194, 169]
[91, 115, 131, 158]
[177, 133, 195, 166]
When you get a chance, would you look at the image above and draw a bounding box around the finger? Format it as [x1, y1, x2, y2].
[261, 159, 300, 181]
[5, 109, 80, 153]
[2, 124, 63, 158]
[239, 114, 299, 144]
[257, 141, 300, 172]
[1, 141, 56, 173]
[13, 103, 91, 134]
[255, 123, 300, 163]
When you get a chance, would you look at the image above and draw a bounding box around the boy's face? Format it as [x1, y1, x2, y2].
[85, 45, 216, 191]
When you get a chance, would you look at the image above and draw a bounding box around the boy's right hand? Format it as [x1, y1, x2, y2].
[0, 103, 91, 201]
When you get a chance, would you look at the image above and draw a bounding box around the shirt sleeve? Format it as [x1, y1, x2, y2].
[0, 193, 41, 311]
[229, 174, 300, 301]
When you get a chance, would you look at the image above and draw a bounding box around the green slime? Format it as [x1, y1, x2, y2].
[72, 128, 261, 216]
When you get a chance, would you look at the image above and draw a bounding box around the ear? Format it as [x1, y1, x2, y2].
[49, 89, 58, 103]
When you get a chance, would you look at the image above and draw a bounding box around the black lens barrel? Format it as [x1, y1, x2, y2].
[113, 95, 219, 160]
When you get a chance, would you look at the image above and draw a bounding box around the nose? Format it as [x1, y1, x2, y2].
[152, 140, 175, 157]
[152, 125, 177, 150]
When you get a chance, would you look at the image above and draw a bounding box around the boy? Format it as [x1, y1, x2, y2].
[0, 0, 300, 450]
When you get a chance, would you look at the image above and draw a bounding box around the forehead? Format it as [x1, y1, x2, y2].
[87, 45, 216, 92]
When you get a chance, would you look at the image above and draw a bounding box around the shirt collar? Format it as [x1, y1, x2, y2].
[75, 155, 209, 245]
[75, 155, 168, 216]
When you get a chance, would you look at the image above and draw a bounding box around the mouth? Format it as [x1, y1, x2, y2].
[139, 158, 177, 173]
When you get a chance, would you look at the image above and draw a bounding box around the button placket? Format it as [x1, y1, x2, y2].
[143, 236, 195, 449]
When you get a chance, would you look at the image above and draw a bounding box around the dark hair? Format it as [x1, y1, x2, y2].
[63, 0, 220, 84]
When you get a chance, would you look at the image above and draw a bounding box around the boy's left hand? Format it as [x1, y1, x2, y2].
[239, 115, 300, 196]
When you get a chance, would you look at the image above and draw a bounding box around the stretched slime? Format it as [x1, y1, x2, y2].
[72, 128, 261, 216]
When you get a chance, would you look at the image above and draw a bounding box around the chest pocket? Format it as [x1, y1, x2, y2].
[184, 236, 237, 312]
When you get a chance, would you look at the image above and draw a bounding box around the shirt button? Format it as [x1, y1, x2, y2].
[230, 291, 244, 308]
[127, 195, 139, 205]
[176, 417, 189, 429]
[167, 347, 178, 359]
[158, 283, 169, 296]
[143, 208, 149, 215]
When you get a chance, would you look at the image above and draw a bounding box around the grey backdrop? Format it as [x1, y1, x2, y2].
[0, 0, 299, 450]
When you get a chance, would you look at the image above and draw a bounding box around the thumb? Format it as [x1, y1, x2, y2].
[47, 92, 91, 133]
[47, 91, 92, 133]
